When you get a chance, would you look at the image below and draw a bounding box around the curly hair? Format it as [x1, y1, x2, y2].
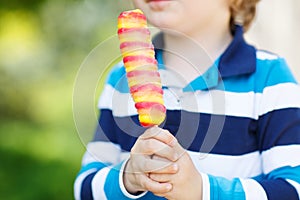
[229, 0, 260, 32]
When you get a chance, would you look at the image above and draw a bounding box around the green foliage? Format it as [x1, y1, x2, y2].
[0, 0, 47, 11]
[0, 147, 79, 200]
[0, 0, 133, 199]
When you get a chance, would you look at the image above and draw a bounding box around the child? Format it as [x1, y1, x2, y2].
[74, 0, 300, 199]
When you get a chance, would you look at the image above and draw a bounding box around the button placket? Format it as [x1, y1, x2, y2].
[168, 87, 183, 105]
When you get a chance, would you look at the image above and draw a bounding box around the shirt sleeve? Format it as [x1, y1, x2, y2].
[202, 58, 300, 200]
[255, 58, 300, 200]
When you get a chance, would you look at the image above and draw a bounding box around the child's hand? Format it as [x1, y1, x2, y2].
[149, 145, 203, 200]
[123, 126, 179, 195]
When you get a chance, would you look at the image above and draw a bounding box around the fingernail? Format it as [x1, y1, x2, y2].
[173, 153, 179, 161]
[173, 164, 178, 171]
[166, 184, 172, 191]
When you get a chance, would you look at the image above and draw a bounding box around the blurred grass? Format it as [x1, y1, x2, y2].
[0, 0, 132, 199]
[0, 148, 75, 200]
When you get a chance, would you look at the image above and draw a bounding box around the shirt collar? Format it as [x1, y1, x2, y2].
[218, 25, 256, 78]
[153, 25, 256, 91]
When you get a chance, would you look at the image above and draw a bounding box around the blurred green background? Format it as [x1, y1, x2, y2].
[0, 0, 299, 199]
[0, 0, 132, 199]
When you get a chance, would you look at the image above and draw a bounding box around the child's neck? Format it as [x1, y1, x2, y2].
[162, 25, 232, 84]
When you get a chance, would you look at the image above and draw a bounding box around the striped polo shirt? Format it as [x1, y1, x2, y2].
[74, 26, 300, 200]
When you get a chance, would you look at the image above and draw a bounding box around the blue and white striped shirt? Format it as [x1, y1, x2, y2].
[74, 26, 300, 200]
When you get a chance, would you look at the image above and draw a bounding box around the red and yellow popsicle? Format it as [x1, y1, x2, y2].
[117, 9, 166, 127]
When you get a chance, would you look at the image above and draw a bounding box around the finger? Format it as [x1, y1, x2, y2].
[141, 126, 177, 147]
[149, 173, 173, 183]
[152, 192, 169, 199]
[173, 141, 186, 159]
[145, 138, 185, 161]
[143, 157, 176, 173]
[140, 175, 172, 194]
[130, 155, 177, 174]
[134, 138, 179, 161]
[149, 162, 178, 174]
[151, 155, 179, 174]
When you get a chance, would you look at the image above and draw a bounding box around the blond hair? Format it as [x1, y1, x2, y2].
[229, 0, 260, 32]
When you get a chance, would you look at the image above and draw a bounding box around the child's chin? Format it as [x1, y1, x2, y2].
[148, 0, 172, 12]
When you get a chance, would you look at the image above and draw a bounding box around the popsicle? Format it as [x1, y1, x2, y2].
[117, 9, 166, 127]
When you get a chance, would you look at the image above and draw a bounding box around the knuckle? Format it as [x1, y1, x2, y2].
[149, 173, 156, 180]
[142, 163, 148, 172]
[141, 179, 151, 191]
[143, 160, 151, 172]
[143, 126, 159, 138]
[139, 178, 145, 188]
[157, 186, 169, 194]
[162, 129, 173, 137]
[168, 164, 178, 173]
[144, 139, 156, 154]
[142, 129, 152, 138]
